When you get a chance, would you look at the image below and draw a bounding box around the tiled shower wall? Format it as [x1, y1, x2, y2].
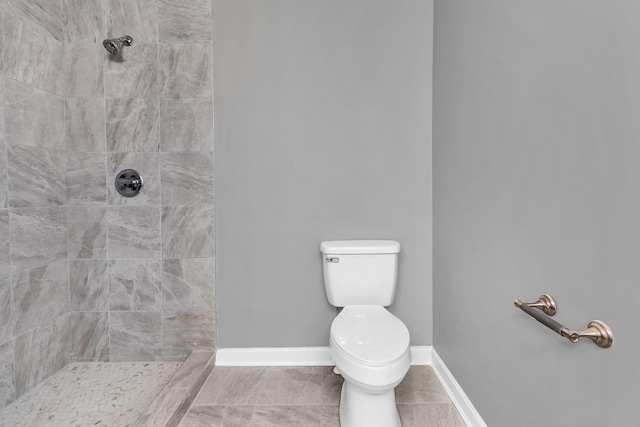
[0, 0, 215, 408]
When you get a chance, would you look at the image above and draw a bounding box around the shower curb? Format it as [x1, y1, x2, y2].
[132, 350, 216, 427]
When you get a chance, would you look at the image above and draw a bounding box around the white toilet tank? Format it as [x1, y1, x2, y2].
[320, 240, 401, 307]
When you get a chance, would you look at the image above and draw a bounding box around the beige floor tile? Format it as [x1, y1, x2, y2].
[321, 367, 343, 404]
[396, 365, 452, 403]
[194, 366, 267, 405]
[249, 405, 323, 427]
[320, 405, 340, 427]
[398, 403, 466, 427]
[254, 367, 324, 405]
[179, 405, 254, 427]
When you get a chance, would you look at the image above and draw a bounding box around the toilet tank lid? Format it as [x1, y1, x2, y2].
[320, 240, 401, 254]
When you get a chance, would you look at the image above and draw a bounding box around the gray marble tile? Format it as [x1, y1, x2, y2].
[162, 311, 214, 355]
[162, 258, 215, 311]
[63, 0, 103, 43]
[159, 98, 213, 152]
[11, 260, 69, 336]
[14, 314, 70, 397]
[158, 0, 213, 42]
[395, 365, 452, 404]
[397, 403, 466, 427]
[65, 98, 106, 152]
[0, 74, 4, 127]
[106, 0, 158, 44]
[105, 44, 158, 98]
[66, 152, 106, 205]
[162, 206, 214, 258]
[0, 340, 16, 409]
[64, 43, 104, 97]
[159, 43, 213, 98]
[250, 405, 324, 427]
[180, 406, 254, 427]
[4, 0, 63, 41]
[254, 367, 324, 406]
[107, 152, 160, 205]
[0, 142, 7, 209]
[4, 79, 65, 150]
[70, 311, 109, 362]
[107, 206, 162, 258]
[68, 206, 107, 259]
[7, 145, 66, 207]
[322, 366, 343, 405]
[163, 348, 193, 362]
[0, 275, 11, 344]
[10, 207, 67, 272]
[3, 1, 64, 94]
[194, 367, 267, 406]
[0, 211, 9, 277]
[106, 98, 160, 152]
[161, 152, 213, 205]
[109, 258, 161, 311]
[109, 311, 162, 362]
[69, 259, 108, 311]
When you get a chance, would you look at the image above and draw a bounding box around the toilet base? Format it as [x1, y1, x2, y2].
[339, 380, 401, 427]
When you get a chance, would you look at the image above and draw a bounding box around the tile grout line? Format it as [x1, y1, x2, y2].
[103, 0, 111, 364]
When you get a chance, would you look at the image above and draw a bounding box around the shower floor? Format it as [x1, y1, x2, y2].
[0, 361, 181, 427]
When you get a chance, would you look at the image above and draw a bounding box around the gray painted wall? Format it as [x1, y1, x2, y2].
[433, 2, 640, 426]
[216, 0, 433, 347]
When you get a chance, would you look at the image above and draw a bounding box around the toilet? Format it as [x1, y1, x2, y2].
[320, 240, 411, 427]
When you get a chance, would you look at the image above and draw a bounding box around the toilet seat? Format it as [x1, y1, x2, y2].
[329, 305, 411, 390]
[331, 305, 410, 366]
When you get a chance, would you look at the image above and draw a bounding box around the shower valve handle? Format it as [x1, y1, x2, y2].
[115, 169, 144, 197]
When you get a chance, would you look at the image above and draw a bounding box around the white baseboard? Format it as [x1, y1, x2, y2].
[214, 345, 486, 427]
[431, 349, 487, 427]
[215, 346, 433, 367]
[409, 345, 432, 365]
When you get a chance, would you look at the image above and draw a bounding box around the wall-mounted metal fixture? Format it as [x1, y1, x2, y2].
[514, 295, 614, 349]
[519, 293, 556, 316]
[103, 35, 133, 54]
[115, 169, 144, 198]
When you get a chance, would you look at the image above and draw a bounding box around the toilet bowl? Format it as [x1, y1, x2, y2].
[329, 305, 411, 427]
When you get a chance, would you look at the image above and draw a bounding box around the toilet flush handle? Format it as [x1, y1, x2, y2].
[326, 257, 340, 263]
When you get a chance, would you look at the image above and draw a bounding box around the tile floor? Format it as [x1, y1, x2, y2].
[0, 360, 466, 427]
[179, 365, 466, 427]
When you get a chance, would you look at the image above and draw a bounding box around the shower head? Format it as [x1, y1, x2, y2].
[103, 36, 133, 54]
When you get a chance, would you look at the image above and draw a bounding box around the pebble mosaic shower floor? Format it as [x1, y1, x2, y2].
[0, 362, 180, 427]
